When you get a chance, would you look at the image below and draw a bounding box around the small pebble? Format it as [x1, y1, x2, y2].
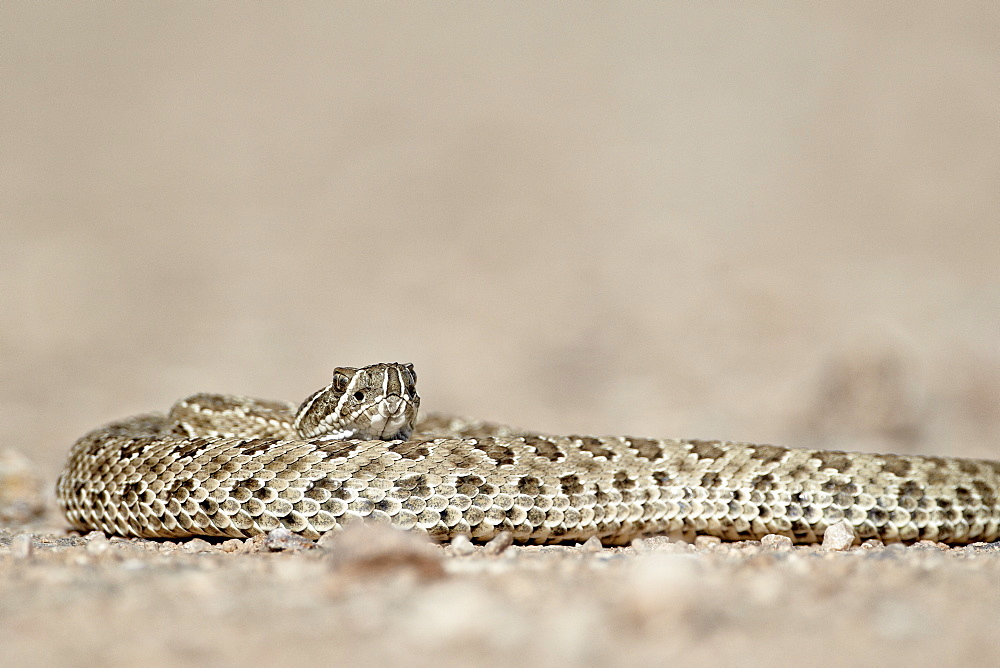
[85, 531, 110, 555]
[11, 533, 33, 559]
[0, 449, 46, 524]
[264, 528, 315, 552]
[220, 539, 244, 553]
[914, 540, 944, 551]
[449, 534, 475, 556]
[316, 531, 338, 549]
[760, 534, 793, 551]
[631, 535, 683, 553]
[482, 531, 513, 556]
[183, 538, 213, 553]
[822, 520, 856, 551]
[694, 535, 722, 550]
[323, 523, 444, 579]
[121, 559, 146, 570]
[580, 536, 604, 553]
[624, 552, 702, 614]
[242, 534, 269, 553]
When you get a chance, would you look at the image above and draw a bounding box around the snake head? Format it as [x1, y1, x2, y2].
[293, 362, 420, 441]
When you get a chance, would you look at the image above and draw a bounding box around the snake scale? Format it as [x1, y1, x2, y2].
[58, 363, 1000, 545]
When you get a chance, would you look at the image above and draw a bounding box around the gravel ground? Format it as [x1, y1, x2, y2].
[2, 458, 999, 666]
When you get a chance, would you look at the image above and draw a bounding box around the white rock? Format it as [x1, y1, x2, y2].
[694, 535, 722, 550]
[85, 531, 110, 555]
[183, 538, 213, 553]
[450, 533, 475, 556]
[761, 534, 794, 550]
[822, 520, 856, 550]
[10, 533, 33, 559]
[482, 531, 514, 556]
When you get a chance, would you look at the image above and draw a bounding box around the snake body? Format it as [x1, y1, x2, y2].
[58, 364, 1000, 545]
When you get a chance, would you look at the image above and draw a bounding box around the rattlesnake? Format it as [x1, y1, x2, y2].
[58, 363, 1000, 545]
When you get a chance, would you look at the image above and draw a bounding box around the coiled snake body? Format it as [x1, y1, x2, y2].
[58, 363, 1000, 545]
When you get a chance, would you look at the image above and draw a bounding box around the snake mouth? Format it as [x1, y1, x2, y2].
[380, 395, 404, 417]
[366, 395, 413, 439]
[370, 414, 408, 439]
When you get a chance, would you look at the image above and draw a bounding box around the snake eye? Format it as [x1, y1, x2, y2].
[353, 391, 364, 401]
[333, 372, 350, 392]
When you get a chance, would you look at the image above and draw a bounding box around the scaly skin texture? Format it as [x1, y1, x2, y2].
[57, 364, 1000, 545]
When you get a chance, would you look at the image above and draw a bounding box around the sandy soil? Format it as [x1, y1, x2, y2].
[2, 3, 998, 665]
[2, 513, 999, 666]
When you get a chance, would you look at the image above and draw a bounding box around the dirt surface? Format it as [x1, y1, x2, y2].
[2, 515, 999, 666]
[2, 3, 998, 666]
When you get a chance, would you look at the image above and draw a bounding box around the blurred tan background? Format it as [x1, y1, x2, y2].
[2, 2, 998, 478]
